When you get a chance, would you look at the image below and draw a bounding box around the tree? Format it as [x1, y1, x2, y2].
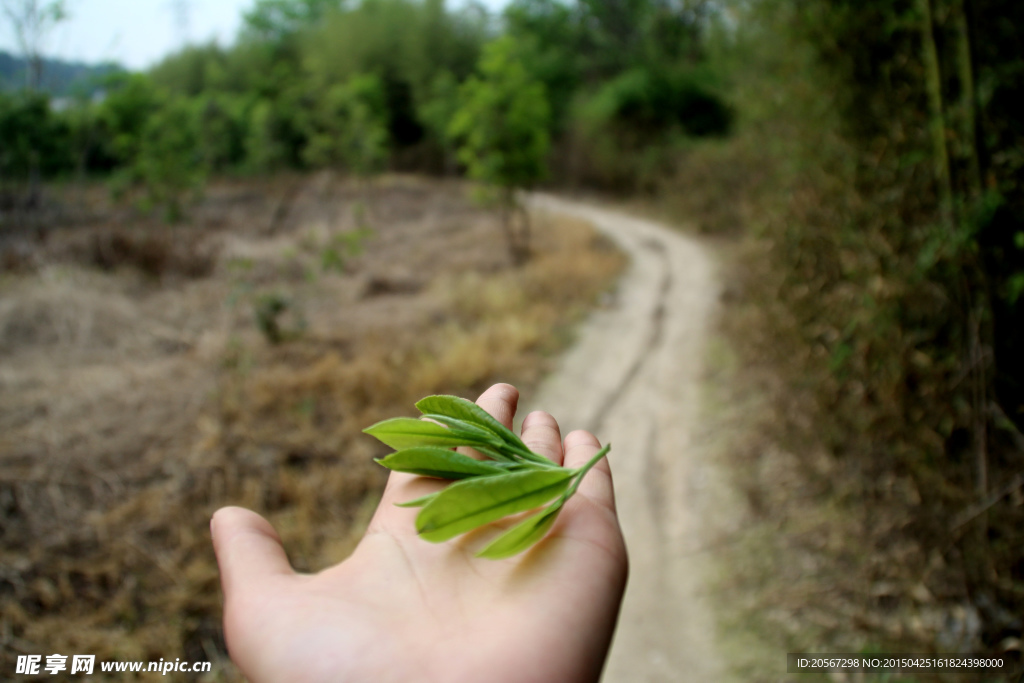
[449, 36, 550, 264]
[417, 69, 460, 173]
[2, 0, 69, 207]
[1, 0, 68, 90]
[300, 0, 487, 154]
[194, 93, 246, 172]
[242, 0, 343, 42]
[0, 89, 71, 180]
[245, 99, 288, 171]
[123, 97, 204, 223]
[96, 73, 160, 166]
[302, 73, 389, 178]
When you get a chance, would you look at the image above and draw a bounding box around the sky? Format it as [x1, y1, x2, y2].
[0, 0, 251, 70]
[0, 0, 508, 71]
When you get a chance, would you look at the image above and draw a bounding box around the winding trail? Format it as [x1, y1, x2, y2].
[523, 195, 726, 682]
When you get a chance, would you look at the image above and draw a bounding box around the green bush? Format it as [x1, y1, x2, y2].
[131, 98, 205, 222]
[449, 36, 550, 263]
[0, 91, 73, 180]
[301, 74, 389, 177]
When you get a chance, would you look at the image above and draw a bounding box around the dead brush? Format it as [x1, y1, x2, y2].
[90, 228, 217, 279]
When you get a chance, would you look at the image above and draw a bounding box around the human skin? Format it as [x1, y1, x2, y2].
[211, 383, 629, 683]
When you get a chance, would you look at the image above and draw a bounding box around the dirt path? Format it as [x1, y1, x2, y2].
[523, 195, 729, 682]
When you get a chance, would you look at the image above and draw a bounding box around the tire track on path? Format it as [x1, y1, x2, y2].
[522, 195, 728, 682]
[586, 238, 672, 436]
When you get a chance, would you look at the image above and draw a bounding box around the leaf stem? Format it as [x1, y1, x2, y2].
[564, 443, 611, 499]
[498, 441, 559, 466]
[513, 448, 563, 467]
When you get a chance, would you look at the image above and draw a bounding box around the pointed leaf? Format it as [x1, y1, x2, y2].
[363, 417, 492, 451]
[420, 414, 506, 450]
[377, 447, 510, 479]
[394, 492, 440, 508]
[416, 395, 530, 452]
[416, 469, 572, 543]
[476, 499, 565, 559]
[424, 412, 553, 465]
[467, 442, 515, 463]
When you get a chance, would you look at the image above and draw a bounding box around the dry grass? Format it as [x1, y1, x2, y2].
[0, 174, 625, 680]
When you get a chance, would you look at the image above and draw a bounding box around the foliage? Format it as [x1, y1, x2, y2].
[502, 0, 580, 130]
[320, 226, 374, 273]
[579, 66, 730, 137]
[571, 65, 730, 190]
[95, 73, 161, 165]
[242, 0, 344, 42]
[450, 37, 550, 191]
[502, 0, 731, 189]
[244, 99, 289, 171]
[449, 36, 550, 262]
[365, 394, 610, 558]
[193, 92, 248, 172]
[416, 69, 460, 171]
[301, 0, 488, 152]
[129, 97, 206, 222]
[0, 90, 71, 179]
[148, 43, 230, 97]
[704, 0, 1024, 652]
[302, 74, 389, 176]
[5, 0, 734, 196]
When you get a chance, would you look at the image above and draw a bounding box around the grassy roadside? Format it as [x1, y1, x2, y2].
[702, 239, 983, 683]
[671, 139, 1017, 681]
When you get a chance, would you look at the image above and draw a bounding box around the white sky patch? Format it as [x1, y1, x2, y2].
[1, 0, 253, 70]
[1, 0, 509, 72]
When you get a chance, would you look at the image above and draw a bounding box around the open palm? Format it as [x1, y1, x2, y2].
[211, 384, 628, 683]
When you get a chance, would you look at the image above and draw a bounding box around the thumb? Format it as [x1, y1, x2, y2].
[211, 506, 294, 597]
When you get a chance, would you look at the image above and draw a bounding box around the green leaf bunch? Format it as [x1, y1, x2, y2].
[448, 36, 551, 191]
[364, 395, 609, 559]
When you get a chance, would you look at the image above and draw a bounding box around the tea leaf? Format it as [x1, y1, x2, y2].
[420, 413, 553, 466]
[363, 417, 493, 451]
[416, 395, 530, 452]
[369, 396, 611, 557]
[476, 499, 565, 559]
[395, 492, 440, 508]
[418, 414, 506, 449]
[416, 469, 572, 542]
[377, 446, 510, 479]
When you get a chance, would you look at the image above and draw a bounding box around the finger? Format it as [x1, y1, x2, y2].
[521, 410, 564, 465]
[211, 507, 294, 597]
[473, 382, 520, 428]
[455, 382, 520, 461]
[563, 430, 616, 511]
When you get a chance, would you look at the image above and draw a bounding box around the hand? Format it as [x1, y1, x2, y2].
[211, 383, 628, 683]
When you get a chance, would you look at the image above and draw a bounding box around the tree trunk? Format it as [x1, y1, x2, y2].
[499, 186, 523, 265]
[27, 150, 41, 210]
[918, 0, 955, 227]
[952, 0, 982, 198]
[503, 189, 531, 266]
[518, 198, 531, 261]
